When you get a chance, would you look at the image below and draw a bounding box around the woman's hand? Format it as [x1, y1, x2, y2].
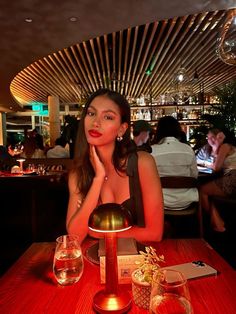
[89, 145, 106, 180]
[215, 132, 225, 148]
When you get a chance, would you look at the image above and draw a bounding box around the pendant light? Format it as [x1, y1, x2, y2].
[217, 8, 236, 65]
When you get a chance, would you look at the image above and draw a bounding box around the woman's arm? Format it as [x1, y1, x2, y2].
[121, 151, 164, 242]
[66, 170, 104, 242]
[66, 145, 106, 242]
[212, 143, 231, 172]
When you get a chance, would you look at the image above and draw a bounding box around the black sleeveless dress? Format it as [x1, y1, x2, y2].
[122, 152, 145, 227]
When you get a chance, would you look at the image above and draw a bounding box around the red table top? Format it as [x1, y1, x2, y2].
[0, 238, 236, 314]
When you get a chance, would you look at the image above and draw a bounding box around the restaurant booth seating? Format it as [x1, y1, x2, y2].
[160, 176, 203, 238]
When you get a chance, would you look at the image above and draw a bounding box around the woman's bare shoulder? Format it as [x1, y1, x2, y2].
[220, 143, 232, 153]
[137, 150, 155, 160]
[137, 151, 156, 168]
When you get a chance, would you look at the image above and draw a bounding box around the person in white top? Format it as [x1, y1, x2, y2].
[47, 137, 70, 158]
[151, 116, 199, 210]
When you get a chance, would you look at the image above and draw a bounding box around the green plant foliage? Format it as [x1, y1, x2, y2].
[204, 80, 236, 132]
[189, 80, 236, 151]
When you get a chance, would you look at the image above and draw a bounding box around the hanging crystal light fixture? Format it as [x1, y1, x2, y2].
[167, 67, 193, 104]
[217, 8, 236, 65]
[174, 67, 188, 82]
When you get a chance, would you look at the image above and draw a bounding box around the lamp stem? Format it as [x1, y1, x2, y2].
[105, 232, 118, 294]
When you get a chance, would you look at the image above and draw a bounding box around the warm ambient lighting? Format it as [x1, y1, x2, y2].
[24, 18, 33, 23]
[69, 16, 78, 22]
[217, 8, 236, 65]
[88, 203, 132, 314]
[174, 67, 189, 83]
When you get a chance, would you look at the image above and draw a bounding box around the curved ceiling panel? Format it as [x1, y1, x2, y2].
[10, 9, 236, 107]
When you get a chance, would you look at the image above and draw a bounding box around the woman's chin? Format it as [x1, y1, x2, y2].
[86, 137, 100, 145]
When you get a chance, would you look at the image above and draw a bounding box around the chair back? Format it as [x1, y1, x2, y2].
[160, 176, 203, 238]
[160, 176, 198, 189]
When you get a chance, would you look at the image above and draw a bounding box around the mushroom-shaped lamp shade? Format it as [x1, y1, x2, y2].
[88, 203, 133, 313]
[88, 203, 132, 233]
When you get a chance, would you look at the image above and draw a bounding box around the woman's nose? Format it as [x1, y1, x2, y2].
[92, 116, 101, 127]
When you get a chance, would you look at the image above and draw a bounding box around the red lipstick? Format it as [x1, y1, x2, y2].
[88, 129, 102, 137]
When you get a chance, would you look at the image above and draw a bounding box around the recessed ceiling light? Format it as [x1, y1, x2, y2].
[69, 16, 78, 22]
[25, 18, 33, 23]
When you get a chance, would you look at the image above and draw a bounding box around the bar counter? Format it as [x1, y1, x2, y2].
[0, 238, 236, 313]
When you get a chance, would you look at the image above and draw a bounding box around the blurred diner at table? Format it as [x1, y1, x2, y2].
[66, 88, 164, 243]
[151, 116, 198, 210]
[20, 130, 45, 159]
[196, 128, 222, 168]
[200, 127, 236, 232]
[46, 136, 70, 158]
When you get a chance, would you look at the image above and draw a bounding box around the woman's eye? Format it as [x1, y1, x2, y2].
[104, 115, 114, 120]
[87, 110, 95, 116]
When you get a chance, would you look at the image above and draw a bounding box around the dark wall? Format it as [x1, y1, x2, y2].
[0, 174, 68, 274]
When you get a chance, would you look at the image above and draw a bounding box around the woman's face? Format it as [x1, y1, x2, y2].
[207, 131, 217, 147]
[207, 131, 225, 148]
[84, 95, 128, 146]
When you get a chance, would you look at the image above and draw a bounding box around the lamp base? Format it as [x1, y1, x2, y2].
[93, 289, 132, 313]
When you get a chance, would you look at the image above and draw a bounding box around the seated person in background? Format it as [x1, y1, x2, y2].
[0, 145, 13, 170]
[196, 128, 221, 167]
[66, 88, 163, 243]
[47, 137, 70, 158]
[200, 128, 236, 232]
[0, 139, 23, 170]
[21, 136, 45, 158]
[132, 120, 153, 153]
[151, 116, 198, 210]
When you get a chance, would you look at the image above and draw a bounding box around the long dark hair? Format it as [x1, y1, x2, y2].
[153, 116, 182, 144]
[204, 128, 221, 157]
[221, 128, 236, 146]
[73, 89, 132, 197]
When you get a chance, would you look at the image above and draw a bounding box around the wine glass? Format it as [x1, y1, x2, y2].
[36, 164, 45, 175]
[16, 158, 25, 174]
[13, 143, 24, 155]
[53, 234, 84, 286]
[149, 269, 193, 314]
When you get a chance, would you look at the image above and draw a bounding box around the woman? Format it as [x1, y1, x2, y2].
[151, 116, 198, 210]
[200, 128, 236, 232]
[66, 89, 163, 243]
[196, 128, 222, 167]
[21, 136, 45, 158]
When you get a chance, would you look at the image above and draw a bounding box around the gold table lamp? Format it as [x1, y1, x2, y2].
[88, 203, 133, 313]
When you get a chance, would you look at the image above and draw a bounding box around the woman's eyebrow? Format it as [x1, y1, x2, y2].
[89, 105, 118, 115]
[103, 109, 118, 115]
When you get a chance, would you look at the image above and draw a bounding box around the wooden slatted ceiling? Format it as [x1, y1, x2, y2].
[10, 9, 236, 107]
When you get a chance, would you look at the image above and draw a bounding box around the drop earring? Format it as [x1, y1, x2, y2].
[117, 135, 123, 142]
